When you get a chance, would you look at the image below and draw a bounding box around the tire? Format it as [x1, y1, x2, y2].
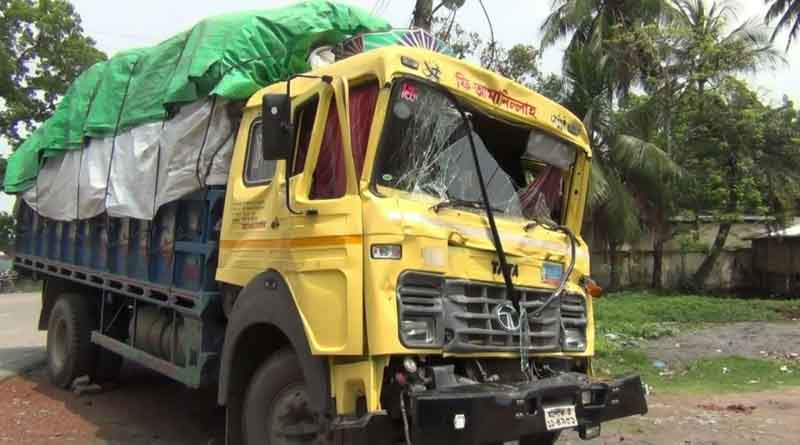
[242, 349, 329, 445]
[46, 292, 123, 387]
[46, 293, 97, 388]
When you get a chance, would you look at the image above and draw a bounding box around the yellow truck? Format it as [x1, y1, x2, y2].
[14, 39, 647, 445]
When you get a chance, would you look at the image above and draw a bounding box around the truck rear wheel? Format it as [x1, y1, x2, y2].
[46, 292, 123, 388]
[46, 293, 96, 388]
[242, 349, 329, 445]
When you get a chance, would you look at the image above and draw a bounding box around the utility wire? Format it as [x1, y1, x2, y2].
[444, 6, 458, 42]
[477, 0, 496, 70]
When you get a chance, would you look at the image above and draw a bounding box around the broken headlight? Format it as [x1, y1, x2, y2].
[401, 317, 437, 346]
[561, 326, 587, 352]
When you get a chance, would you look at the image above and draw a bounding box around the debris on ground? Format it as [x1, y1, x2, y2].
[71, 375, 103, 396]
[645, 322, 800, 367]
[697, 403, 757, 415]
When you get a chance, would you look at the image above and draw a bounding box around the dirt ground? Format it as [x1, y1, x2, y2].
[2, 364, 800, 445]
[0, 366, 225, 445]
[644, 322, 800, 367]
[2, 318, 799, 445]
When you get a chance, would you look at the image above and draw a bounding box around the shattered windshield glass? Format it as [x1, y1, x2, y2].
[374, 79, 523, 217]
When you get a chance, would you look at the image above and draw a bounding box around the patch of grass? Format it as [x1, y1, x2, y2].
[594, 291, 800, 339]
[596, 352, 800, 394]
[592, 291, 800, 393]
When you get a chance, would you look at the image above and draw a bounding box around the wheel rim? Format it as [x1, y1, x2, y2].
[50, 317, 69, 372]
[267, 383, 322, 445]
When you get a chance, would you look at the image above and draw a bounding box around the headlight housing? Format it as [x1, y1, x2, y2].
[400, 318, 437, 346]
[562, 326, 587, 352]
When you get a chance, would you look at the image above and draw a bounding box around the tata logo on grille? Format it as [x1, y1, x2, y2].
[491, 260, 519, 278]
[494, 303, 520, 332]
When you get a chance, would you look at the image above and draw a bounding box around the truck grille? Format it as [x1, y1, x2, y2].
[397, 271, 587, 353]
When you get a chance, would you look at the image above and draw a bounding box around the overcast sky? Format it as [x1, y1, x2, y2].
[2, 0, 798, 213]
[66, 0, 799, 102]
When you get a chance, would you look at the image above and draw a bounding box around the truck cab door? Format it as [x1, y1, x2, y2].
[272, 78, 377, 355]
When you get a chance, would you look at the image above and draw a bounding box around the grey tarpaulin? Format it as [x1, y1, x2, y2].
[22, 98, 236, 221]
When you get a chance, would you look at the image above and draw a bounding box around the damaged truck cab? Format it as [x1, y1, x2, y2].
[217, 47, 647, 444]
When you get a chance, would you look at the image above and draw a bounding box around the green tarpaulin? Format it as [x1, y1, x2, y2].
[4, 0, 388, 193]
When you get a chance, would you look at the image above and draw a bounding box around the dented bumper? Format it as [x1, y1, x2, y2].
[408, 374, 647, 445]
[337, 373, 648, 445]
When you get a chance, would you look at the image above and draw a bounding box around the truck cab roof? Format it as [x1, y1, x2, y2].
[247, 46, 592, 157]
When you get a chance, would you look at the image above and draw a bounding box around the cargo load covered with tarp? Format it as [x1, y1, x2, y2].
[4, 0, 388, 220]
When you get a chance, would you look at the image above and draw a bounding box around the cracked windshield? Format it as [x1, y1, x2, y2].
[374, 79, 577, 223]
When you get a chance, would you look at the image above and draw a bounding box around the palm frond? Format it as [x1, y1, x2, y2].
[598, 171, 644, 244]
[610, 133, 682, 207]
[611, 134, 682, 181]
[588, 158, 610, 209]
[723, 18, 787, 69]
[764, 0, 800, 50]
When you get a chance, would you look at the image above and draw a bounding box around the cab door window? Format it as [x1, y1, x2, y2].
[243, 122, 275, 186]
[292, 98, 319, 176]
[310, 81, 378, 199]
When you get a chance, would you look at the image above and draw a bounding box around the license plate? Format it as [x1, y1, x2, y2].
[543, 405, 578, 431]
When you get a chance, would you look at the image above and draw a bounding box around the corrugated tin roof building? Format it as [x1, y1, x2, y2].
[750, 224, 800, 296]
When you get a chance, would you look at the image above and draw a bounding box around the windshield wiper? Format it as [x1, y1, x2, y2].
[431, 198, 504, 213]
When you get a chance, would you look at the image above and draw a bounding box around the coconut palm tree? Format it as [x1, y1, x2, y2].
[665, 1, 784, 286]
[561, 46, 682, 289]
[541, 0, 669, 50]
[670, 0, 783, 95]
[764, 0, 800, 50]
[540, 0, 672, 96]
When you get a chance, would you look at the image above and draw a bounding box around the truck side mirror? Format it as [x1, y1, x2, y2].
[261, 93, 293, 166]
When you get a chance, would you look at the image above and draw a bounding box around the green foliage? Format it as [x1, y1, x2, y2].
[485, 44, 540, 87]
[670, 1, 783, 88]
[432, 12, 546, 90]
[0, 212, 14, 253]
[559, 45, 681, 255]
[541, 0, 672, 95]
[432, 14, 481, 60]
[674, 78, 800, 221]
[0, 0, 106, 145]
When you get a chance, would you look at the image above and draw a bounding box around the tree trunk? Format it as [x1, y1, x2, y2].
[651, 238, 665, 289]
[692, 152, 738, 289]
[609, 242, 621, 290]
[664, 105, 673, 154]
[691, 221, 732, 289]
[412, 0, 434, 30]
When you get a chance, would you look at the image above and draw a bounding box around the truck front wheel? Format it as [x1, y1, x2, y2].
[243, 349, 329, 445]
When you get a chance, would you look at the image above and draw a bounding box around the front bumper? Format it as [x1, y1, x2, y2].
[410, 373, 647, 445]
[334, 373, 647, 445]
